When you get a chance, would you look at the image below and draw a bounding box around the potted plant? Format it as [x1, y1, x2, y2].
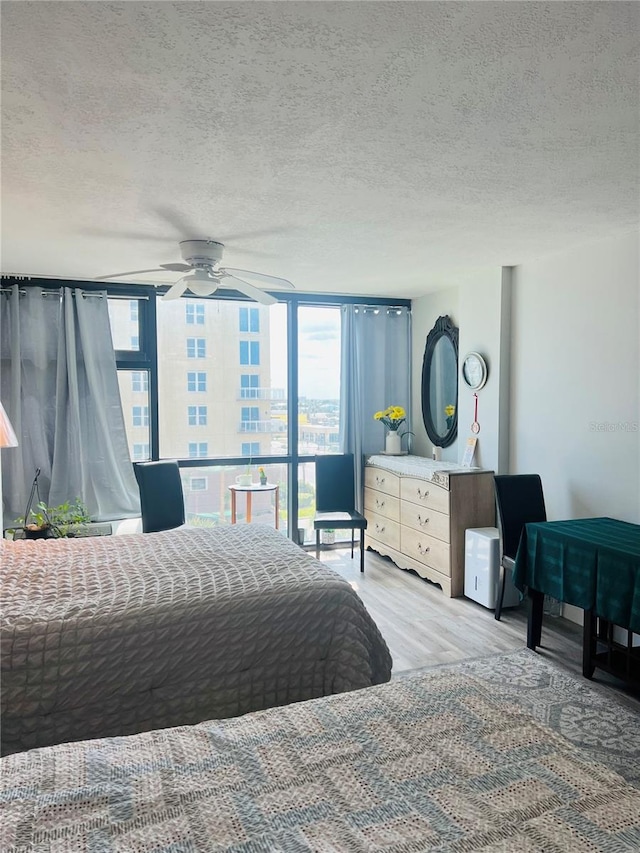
[14, 498, 91, 539]
[258, 466, 268, 486]
[321, 528, 335, 545]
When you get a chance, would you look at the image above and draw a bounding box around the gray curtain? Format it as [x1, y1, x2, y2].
[1, 285, 140, 523]
[340, 305, 412, 508]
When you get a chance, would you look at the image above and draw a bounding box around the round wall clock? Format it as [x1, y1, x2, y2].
[462, 352, 488, 391]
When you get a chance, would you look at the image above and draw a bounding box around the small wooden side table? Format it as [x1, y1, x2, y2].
[229, 483, 279, 528]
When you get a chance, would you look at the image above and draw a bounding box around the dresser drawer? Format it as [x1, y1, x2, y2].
[367, 512, 401, 551]
[400, 502, 450, 543]
[365, 467, 400, 498]
[401, 526, 450, 575]
[401, 477, 450, 515]
[364, 487, 400, 521]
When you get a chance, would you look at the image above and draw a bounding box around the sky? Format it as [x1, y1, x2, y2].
[270, 305, 341, 399]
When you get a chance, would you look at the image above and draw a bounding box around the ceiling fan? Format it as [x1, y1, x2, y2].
[95, 239, 294, 305]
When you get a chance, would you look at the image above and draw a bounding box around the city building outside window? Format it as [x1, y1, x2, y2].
[130, 300, 139, 322]
[241, 442, 260, 456]
[186, 303, 205, 325]
[132, 405, 149, 427]
[130, 335, 139, 350]
[187, 337, 206, 358]
[239, 306, 260, 333]
[239, 340, 260, 365]
[187, 405, 208, 426]
[240, 374, 260, 398]
[187, 371, 207, 392]
[188, 442, 208, 458]
[131, 371, 149, 392]
[190, 476, 208, 491]
[132, 443, 149, 461]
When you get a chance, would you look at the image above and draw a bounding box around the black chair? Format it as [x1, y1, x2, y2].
[134, 460, 186, 533]
[313, 453, 367, 573]
[493, 474, 547, 621]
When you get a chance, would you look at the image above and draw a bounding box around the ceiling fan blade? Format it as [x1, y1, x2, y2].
[159, 263, 191, 272]
[94, 268, 167, 281]
[161, 281, 188, 301]
[222, 268, 294, 289]
[221, 274, 278, 306]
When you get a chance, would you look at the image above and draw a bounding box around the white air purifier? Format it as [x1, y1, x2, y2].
[464, 527, 520, 610]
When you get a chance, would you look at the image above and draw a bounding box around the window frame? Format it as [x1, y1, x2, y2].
[16, 277, 409, 542]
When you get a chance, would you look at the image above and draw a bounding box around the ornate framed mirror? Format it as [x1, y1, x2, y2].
[421, 315, 459, 448]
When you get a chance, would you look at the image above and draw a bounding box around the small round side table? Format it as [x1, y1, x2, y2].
[228, 483, 279, 528]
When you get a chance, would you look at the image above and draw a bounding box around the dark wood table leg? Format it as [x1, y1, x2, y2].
[582, 609, 596, 678]
[527, 589, 544, 650]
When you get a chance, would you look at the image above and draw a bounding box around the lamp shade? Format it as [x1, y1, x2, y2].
[0, 402, 18, 448]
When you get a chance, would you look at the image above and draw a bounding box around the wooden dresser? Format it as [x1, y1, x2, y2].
[364, 455, 495, 597]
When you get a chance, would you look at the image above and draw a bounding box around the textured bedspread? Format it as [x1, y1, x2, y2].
[2, 651, 639, 852]
[0, 525, 391, 755]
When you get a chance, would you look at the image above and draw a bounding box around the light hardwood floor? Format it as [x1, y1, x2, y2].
[318, 545, 640, 708]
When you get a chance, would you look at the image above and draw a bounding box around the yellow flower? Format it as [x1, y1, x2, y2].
[373, 411, 384, 420]
[444, 405, 455, 417]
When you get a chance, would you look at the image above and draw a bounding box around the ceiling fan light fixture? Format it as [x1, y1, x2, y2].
[179, 269, 218, 296]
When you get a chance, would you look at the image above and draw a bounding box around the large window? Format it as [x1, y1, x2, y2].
[157, 298, 287, 459]
[297, 307, 341, 456]
[106, 287, 408, 538]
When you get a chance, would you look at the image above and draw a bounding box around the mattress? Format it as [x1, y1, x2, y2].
[1, 651, 638, 852]
[0, 525, 391, 755]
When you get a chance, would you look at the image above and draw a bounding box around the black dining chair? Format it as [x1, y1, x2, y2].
[313, 453, 367, 572]
[493, 474, 547, 621]
[134, 460, 186, 533]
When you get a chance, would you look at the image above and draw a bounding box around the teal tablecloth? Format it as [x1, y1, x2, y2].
[513, 517, 640, 633]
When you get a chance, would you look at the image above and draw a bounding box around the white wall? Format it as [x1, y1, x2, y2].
[511, 230, 639, 524]
[457, 268, 510, 473]
[411, 288, 459, 461]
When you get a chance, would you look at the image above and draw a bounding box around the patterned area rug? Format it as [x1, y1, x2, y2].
[2, 649, 640, 851]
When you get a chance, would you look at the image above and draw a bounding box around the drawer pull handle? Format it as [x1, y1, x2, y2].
[375, 523, 385, 533]
[376, 499, 385, 508]
[417, 488, 430, 500]
[417, 543, 430, 555]
[376, 476, 385, 486]
[418, 515, 429, 527]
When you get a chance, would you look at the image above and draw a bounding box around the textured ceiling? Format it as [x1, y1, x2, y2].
[2, 1, 639, 298]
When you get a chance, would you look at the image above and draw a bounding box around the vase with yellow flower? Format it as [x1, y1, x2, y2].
[373, 405, 413, 454]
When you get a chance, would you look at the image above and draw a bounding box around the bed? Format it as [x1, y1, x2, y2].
[0, 524, 392, 755]
[1, 650, 638, 851]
